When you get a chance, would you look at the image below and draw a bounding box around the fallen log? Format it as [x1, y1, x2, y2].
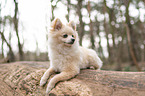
[0, 61, 145, 96]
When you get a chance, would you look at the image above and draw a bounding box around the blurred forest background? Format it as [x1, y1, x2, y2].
[0, 0, 145, 71]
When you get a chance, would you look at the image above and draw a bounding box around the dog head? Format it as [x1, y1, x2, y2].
[49, 18, 78, 47]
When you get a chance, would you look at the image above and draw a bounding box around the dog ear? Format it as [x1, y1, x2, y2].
[68, 21, 76, 30]
[51, 18, 62, 30]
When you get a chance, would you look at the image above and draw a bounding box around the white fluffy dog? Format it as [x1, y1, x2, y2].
[40, 18, 103, 94]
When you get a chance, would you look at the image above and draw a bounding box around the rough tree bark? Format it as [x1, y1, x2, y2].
[0, 61, 145, 96]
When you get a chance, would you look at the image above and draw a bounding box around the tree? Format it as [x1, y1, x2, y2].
[87, 1, 95, 49]
[124, 0, 139, 63]
[76, 0, 85, 46]
[124, 23, 141, 71]
[103, 0, 118, 63]
[103, 5, 112, 63]
[50, 0, 60, 21]
[94, 17, 104, 58]
[66, 0, 71, 22]
[0, 1, 15, 61]
[13, 0, 24, 60]
[0, 31, 15, 61]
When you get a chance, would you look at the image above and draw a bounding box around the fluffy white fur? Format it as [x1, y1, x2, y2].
[40, 18, 103, 94]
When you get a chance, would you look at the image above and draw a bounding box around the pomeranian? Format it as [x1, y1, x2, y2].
[40, 18, 103, 94]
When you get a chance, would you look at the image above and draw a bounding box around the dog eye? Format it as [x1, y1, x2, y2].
[72, 35, 74, 37]
[63, 34, 68, 38]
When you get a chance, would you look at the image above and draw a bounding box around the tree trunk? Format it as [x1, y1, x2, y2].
[103, 17, 111, 63]
[95, 18, 104, 58]
[104, 0, 117, 63]
[0, 61, 145, 96]
[104, 0, 116, 49]
[87, 1, 95, 49]
[77, 0, 84, 46]
[1, 37, 4, 58]
[124, 0, 139, 63]
[137, 20, 145, 62]
[50, 0, 60, 21]
[66, 0, 70, 22]
[0, 4, 4, 58]
[13, 0, 24, 61]
[124, 23, 141, 71]
[0, 32, 15, 61]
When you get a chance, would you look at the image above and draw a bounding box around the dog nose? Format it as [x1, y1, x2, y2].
[71, 38, 75, 42]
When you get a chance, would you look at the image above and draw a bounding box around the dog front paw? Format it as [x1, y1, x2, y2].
[40, 78, 47, 86]
[46, 86, 53, 94]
